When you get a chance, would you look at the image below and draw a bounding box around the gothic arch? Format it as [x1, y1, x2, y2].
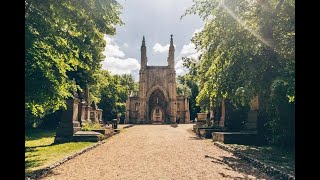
[146, 85, 169, 103]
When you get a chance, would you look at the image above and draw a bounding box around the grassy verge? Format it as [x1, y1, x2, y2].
[25, 128, 95, 175]
[227, 144, 295, 176]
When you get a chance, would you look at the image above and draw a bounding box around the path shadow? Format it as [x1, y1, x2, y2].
[25, 147, 46, 171]
[123, 124, 135, 129]
[230, 145, 295, 176]
[188, 136, 204, 140]
[170, 124, 178, 128]
[204, 155, 271, 179]
[25, 129, 56, 141]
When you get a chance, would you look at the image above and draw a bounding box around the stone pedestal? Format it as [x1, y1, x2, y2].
[78, 100, 87, 126]
[55, 98, 81, 142]
[90, 111, 96, 123]
[245, 110, 258, 130]
[86, 105, 92, 123]
[97, 109, 103, 122]
[245, 96, 259, 131]
[197, 113, 207, 121]
[219, 99, 225, 127]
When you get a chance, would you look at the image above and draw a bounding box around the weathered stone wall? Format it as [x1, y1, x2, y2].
[145, 66, 171, 91]
[128, 97, 139, 123]
[176, 96, 190, 123]
[125, 36, 190, 124]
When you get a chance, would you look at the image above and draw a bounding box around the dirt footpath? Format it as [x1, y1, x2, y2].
[43, 124, 271, 180]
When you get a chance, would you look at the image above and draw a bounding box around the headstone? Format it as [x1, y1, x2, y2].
[55, 96, 81, 143]
[85, 104, 92, 122]
[90, 101, 98, 123]
[78, 99, 87, 125]
[219, 99, 225, 127]
[245, 96, 258, 131]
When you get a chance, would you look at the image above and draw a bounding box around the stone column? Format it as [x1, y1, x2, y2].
[125, 94, 130, 124]
[219, 99, 225, 127]
[245, 96, 259, 131]
[96, 109, 102, 122]
[91, 101, 98, 123]
[55, 96, 81, 143]
[86, 104, 92, 123]
[184, 97, 190, 123]
[78, 99, 87, 126]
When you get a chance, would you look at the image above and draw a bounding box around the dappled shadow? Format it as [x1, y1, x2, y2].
[228, 144, 295, 176]
[218, 172, 244, 179]
[43, 170, 62, 178]
[25, 158, 45, 170]
[26, 143, 55, 149]
[25, 148, 46, 171]
[188, 136, 204, 140]
[25, 129, 56, 141]
[205, 155, 271, 179]
[170, 124, 178, 128]
[123, 124, 135, 129]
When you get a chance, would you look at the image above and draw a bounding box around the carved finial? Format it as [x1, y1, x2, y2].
[142, 36, 145, 46]
[170, 34, 173, 46]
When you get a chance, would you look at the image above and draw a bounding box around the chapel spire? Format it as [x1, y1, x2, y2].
[141, 36, 147, 68]
[168, 34, 175, 68]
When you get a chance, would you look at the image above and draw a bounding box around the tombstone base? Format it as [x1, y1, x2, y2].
[245, 110, 258, 131]
[55, 121, 81, 138]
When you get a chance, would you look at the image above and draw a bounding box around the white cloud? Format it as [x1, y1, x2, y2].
[193, 27, 203, 36]
[179, 42, 201, 60]
[178, 27, 204, 60]
[101, 35, 140, 81]
[123, 43, 129, 47]
[175, 59, 189, 76]
[101, 57, 140, 75]
[102, 36, 125, 58]
[153, 43, 170, 53]
[180, 42, 197, 56]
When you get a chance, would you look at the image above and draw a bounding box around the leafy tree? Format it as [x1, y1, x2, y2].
[25, 0, 123, 127]
[183, 0, 294, 148]
[177, 57, 201, 120]
[90, 70, 135, 122]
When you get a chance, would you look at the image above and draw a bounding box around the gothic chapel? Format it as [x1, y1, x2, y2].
[125, 35, 190, 124]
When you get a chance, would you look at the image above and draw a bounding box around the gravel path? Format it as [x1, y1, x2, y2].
[43, 124, 271, 180]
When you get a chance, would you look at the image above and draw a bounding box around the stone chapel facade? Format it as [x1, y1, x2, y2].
[125, 35, 190, 124]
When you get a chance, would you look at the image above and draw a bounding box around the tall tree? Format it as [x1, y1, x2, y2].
[25, 0, 123, 127]
[183, 0, 294, 147]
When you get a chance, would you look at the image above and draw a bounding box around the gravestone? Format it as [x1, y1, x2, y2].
[90, 101, 98, 123]
[245, 96, 259, 131]
[78, 99, 87, 126]
[55, 95, 81, 143]
[219, 99, 226, 127]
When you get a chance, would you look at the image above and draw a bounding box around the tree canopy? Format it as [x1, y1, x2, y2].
[25, 0, 123, 127]
[183, 0, 295, 147]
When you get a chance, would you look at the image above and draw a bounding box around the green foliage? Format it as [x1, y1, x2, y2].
[25, 0, 123, 128]
[177, 72, 200, 120]
[183, 0, 295, 148]
[89, 70, 135, 121]
[81, 122, 104, 131]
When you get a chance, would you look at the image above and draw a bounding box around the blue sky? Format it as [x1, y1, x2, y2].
[101, 0, 203, 81]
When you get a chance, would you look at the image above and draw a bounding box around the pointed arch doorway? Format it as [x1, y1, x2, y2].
[148, 89, 167, 123]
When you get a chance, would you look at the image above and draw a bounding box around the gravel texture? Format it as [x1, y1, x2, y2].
[42, 124, 271, 180]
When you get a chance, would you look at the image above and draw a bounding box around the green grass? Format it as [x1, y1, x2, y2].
[227, 144, 295, 176]
[25, 128, 95, 175]
[81, 122, 104, 131]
